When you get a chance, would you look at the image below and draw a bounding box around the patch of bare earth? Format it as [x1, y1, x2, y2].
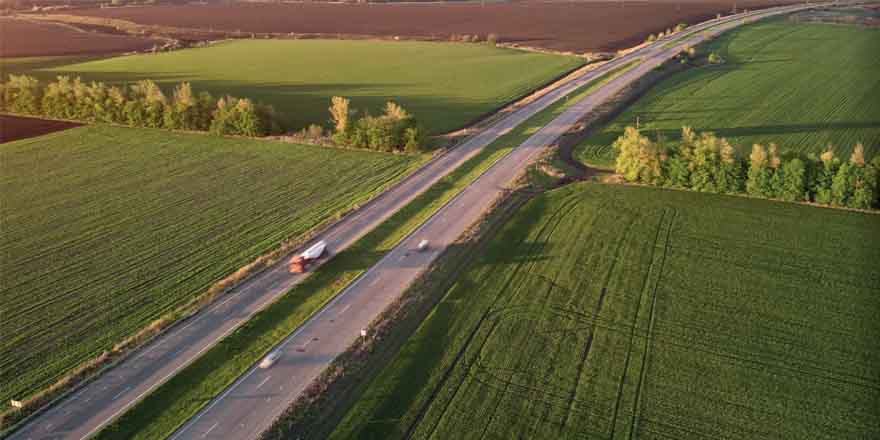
[65, 0, 798, 53]
[0, 114, 80, 143]
[0, 17, 158, 57]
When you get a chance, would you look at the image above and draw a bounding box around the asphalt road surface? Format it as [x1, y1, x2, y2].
[8, 5, 808, 439]
[166, 5, 810, 440]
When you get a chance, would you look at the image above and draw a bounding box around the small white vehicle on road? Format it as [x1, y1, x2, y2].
[260, 350, 282, 369]
[417, 239, 429, 252]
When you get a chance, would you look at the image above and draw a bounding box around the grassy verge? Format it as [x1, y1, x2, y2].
[91, 54, 629, 440]
[254, 60, 643, 440]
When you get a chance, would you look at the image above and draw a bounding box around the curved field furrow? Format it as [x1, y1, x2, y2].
[334, 183, 880, 440]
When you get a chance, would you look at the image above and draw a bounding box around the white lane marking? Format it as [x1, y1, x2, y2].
[112, 387, 131, 401]
[337, 304, 352, 315]
[128, 8, 794, 440]
[44, 423, 52, 430]
[203, 422, 218, 437]
[217, 295, 236, 308]
[256, 376, 271, 390]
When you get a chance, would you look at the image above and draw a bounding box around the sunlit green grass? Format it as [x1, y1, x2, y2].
[19, 39, 583, 133]
[334, 183, 880, 439]
[0, 125, 421, 406]
[577, 20, 880, 168]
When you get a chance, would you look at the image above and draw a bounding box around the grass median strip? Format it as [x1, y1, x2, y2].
[93, 60, 640, 440]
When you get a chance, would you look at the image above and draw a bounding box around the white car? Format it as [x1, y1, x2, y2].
[259, 350, 282, 369]
[417, 239, 429, 252]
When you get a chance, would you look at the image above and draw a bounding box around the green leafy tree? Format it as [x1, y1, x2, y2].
[747, 144, 772, 197]
[845, 144, 877, 209]
[767, 143, 784, 198]
[814, 147, 838, 204]
[41, 76, 76, 120]
[613, 126, 662, 184]
[708, 52, 725, 64]
[689, 131, 724, 193]
[718, 138, 744, 194]
[4, 74, 42, 115]
[830, 162, 853, 206]
[663, 155, 690, 188]
[780, 158, 807, 202]
[404, 124, 427, 153]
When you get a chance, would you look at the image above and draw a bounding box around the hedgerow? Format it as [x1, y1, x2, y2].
[613, 125, 879, 210]
[1, 74, 284, 137]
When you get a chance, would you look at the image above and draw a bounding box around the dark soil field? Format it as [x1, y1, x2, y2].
[0, 114, 80, 143]
[68, 0, 796, 53]
[0, 17, 158, 57]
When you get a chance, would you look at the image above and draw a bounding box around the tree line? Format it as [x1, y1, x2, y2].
[328, 96, 427, 153]
[613, 126, 879, 210]
[1, 75, 430, 152]
[1, 74, 285, 137]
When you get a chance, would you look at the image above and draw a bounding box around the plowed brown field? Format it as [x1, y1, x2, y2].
[0, 114, 80, 143]
[0, 17, 158, 57]
[68, 0, 794, 53]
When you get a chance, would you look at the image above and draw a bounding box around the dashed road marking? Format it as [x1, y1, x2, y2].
[256, 376, 271, 390]
[203, 422, 218, 437]
[112, 387, 131, 401]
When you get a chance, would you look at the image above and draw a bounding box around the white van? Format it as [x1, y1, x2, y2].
[259, 350, 282, 369]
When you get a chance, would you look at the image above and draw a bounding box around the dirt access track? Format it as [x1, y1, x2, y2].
[0, 17, 159, 57]
[67, 0, 797, 53]
[0, 114, 81, 143]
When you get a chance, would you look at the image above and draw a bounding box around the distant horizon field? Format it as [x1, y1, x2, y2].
[577, 19, 880, 168]
[0, 124, 422, 405]
[13, 39, 584, 133]
[333, 183, 880, 439]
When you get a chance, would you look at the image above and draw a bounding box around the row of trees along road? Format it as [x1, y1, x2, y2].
[614, 126, 879, 210]
[0, 75, 283, 136]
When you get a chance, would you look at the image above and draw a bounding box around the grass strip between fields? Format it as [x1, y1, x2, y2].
[92, 59, 641, 440]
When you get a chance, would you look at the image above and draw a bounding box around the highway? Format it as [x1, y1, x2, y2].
[7, 5, 809, 440]
[165, 4, 810, 440]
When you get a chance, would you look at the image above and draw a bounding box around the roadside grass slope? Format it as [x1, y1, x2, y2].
[16, 39, 584, 133]
[0, 125, 421, 406]
[90, 64, 635, 440]
[577, 19, 880, 168]
[333, 183, 880, 440]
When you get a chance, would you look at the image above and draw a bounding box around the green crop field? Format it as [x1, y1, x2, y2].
[14, 40, 583, 133]
[0, 125, 421, 406]
[577, 19, 880, 168]
[334, 183, 880, 439]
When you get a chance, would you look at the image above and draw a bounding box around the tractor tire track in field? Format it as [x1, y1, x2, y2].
[406, 194, 582, 440]
[629, 209, 677, 440]
[608, 208, 668, 439]
[472, 196, 591, 440]
[562, 212, 637, 430]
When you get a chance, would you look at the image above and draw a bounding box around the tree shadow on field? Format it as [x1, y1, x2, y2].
[599, 121, 880, 151]
[351, 195, 554, 437]
[23, 66, 520, 134]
